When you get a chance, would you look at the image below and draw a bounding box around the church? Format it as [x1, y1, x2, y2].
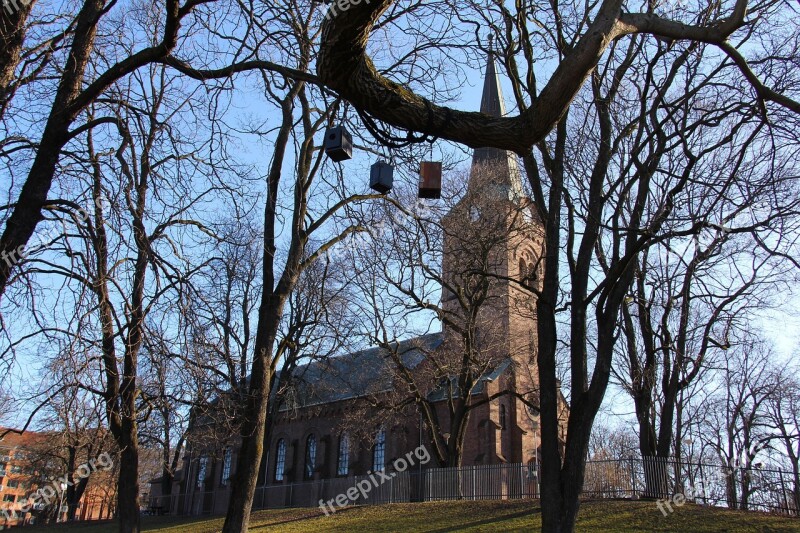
[151, 51, 568, 516]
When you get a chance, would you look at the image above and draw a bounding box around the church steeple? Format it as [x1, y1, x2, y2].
[477, 37, 505, 119]
[469, 42, 524, 202]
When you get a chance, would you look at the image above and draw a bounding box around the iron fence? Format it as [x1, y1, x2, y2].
[148, 457, 799, 517]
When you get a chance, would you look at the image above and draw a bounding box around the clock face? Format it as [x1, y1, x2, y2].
[470, 205, 481, 222]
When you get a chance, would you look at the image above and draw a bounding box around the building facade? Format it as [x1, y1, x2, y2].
[0, 428, 116, 528]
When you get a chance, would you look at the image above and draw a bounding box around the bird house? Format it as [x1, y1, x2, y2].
[324, 126, 353, 162]
[419, 161, 442, 199]
[370, 161, 394, 194]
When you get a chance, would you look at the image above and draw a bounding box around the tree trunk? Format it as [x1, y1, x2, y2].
[161, 468, 174, 498]
[117, 437, 140, 533]
[538, 296, 569, 532]
[63, 444, 90, 521]
[67, 476, 90, 521]
[540, 421, 593, 533]
[0, 0, 35, 108]
[222, 323, 279, 533]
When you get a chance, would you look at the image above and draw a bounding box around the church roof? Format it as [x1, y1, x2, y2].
[278, 333, 445, 409]
[426, 358, 513, 402]
[277, 333, 516, 410]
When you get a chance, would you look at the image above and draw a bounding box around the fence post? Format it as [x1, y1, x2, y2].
[699, 462, 707, 505]
[630, 455, 638, 499]
[779, 470, 789, 514]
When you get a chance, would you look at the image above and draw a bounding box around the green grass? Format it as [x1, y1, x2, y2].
[13, 500, 800, 532]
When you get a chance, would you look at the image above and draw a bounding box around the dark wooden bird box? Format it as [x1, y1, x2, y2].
[324, 126, 353, 162]
[419, 161, 442, 199]
[370, 161, 394, 194]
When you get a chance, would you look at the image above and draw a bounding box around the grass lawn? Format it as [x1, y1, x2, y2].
[12, 500, 800, 532]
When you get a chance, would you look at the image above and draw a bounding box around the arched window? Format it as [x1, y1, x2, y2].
[372, 429, 386, 472]
[196, 456, 209, 489]
[274, 439, 286, 482]
[221, 447, 233, 486]
[500, 404, 507, 430]
[305, 434, 317, 479]
[337, 433, 350, 476]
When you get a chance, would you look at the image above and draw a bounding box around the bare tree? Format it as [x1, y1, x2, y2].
[306, 2, 800, 530]
[701, 338, 778, 509]
[138, 323, 196, 505]
[482, 10, 796, 530]
[0, 0, 221, 299]
[614, 118, 799, 495]
[25, 390, 114, 522]
[314, 0, 800, 154]
[764, 370, 800, 515]
[1, 56, 237, 532]
[211, 6, 393, 523]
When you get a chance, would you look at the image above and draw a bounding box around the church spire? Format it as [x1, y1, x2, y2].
[469, 40, 523, 201]
[477, 35, 505, 119]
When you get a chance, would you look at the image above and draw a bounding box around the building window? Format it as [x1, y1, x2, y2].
[373, 429, 386, 472]
[305, 434, 317, 480]
[274, 439, 286, 482]
[500, 404, 507, 430]
[221, 447, 233, 486]
[6, 479, 19, 488]
[337, 434, 350, 476]
[3, 494, 14, 503]
[196, 456, 209, 489]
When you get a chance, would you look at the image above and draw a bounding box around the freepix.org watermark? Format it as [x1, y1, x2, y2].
[1, 452, 114, 520]
[318, 445, 431, 515]
[1, 196, 108, 270]
[655, 446, 765, 517]
[324, 0, 373, 20]
[324, 198, 434, 264]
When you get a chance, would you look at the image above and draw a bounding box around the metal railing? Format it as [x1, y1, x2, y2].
[148, 457, 798, 517]
[588, 455, 800, 515]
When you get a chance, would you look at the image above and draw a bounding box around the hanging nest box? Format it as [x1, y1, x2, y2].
[418, 161, 442, 199]
[370, 161, 394, 194]
[324, 126, 353, 162]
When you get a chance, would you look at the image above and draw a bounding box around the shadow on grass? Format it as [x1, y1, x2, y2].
[250, 506, 361, 530]
[423, 508, 540, 533]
